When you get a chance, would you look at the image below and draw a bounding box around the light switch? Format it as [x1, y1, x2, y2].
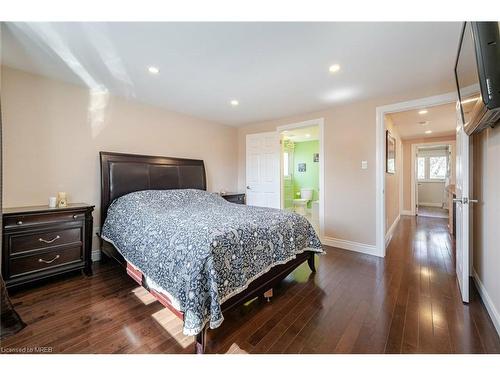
[361, 160, 368, 170]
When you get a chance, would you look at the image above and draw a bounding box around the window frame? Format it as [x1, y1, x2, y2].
[417, 153, 448, 183]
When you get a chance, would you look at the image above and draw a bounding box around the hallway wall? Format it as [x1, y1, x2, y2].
[472, 125, 500, 336]
[384, 116, 401, 233]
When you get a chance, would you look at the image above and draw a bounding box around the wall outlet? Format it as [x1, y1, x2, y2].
[361, 160, 368, 170]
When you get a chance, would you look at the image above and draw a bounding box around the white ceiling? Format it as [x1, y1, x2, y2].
[282, 125, 319, 142]
[1, 22, 462, 126]
[388, 102, 456, 140]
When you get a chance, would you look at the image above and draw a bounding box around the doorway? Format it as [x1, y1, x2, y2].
[414, 144, 454, 219]
[280, 125, 320, 232]
[244, 118, 325, 238]
[277, 118, 325, 238]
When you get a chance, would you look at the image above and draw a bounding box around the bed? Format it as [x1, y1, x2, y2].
[99, 151, 323, 353]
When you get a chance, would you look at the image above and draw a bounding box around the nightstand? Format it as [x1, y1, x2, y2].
[2, 204, 94, 288]
[220, 193, 246, 205]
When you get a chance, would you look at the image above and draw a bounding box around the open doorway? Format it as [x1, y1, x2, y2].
[382, 100, 457, 247]
[414, 144, 454, 219]
[277, 119, 324, 237]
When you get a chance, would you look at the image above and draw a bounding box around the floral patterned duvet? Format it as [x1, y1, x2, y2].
[101, 189, 323, 335]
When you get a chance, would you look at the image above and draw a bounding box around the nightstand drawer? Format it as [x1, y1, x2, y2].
[4, 211, 85, 229]
[10, 227, 82, 255]
[9, 246, 83, 278]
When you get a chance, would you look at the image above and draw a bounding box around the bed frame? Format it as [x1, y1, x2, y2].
[99, 151, 316, 353]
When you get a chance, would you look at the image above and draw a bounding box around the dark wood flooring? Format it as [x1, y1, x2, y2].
[417, 205, 449, 219]
[1, 215, 499, 354]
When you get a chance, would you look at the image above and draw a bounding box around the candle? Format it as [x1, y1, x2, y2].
[57, 192, 68, 208]
[48, 197, 57, 208]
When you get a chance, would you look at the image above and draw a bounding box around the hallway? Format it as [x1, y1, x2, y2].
[1, 216, 499, 354]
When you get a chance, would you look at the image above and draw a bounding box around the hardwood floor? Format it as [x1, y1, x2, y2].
[417, 205, 449, 219]
[1, 215, 499, 354]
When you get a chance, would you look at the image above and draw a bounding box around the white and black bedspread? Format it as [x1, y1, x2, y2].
[101, 189, 323, 335]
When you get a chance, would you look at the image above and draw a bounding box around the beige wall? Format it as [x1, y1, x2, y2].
[401, 135, 456, 213]
[237, 84, 454, 246]
[417, 182, 446, 206]
[472, 125, 500, 334]
[384, 116, 401, 233]
[1, 67, 238, 251]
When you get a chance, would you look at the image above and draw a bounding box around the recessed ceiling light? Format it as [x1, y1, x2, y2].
[148, 66, 160, 74]
[418, 109, 428, 115]
[425, 130, 433, 134]
[230, 99, 239, 106]
[329, 64, 340, 73]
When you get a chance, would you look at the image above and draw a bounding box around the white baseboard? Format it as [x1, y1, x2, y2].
[385, 215, 400, 247]
[322, 236, 380, 257]
[472, 269, 500, 337]
[418, 202, 443, 208]
[401, 210, 414, 216]
[91, 249, 101, 262]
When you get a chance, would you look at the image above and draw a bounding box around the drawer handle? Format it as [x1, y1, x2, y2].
[38, 255, 60, 264]
[17, 220, 23, 225]
[39, 235, 61, 244]
[73, 214, 83, 219]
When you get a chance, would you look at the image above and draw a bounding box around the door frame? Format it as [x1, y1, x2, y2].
[410, 141, 456, 216]
[276, 118, 325, 239]
[375, 91, 458, 257]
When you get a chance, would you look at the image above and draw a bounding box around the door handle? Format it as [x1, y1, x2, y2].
[454, 197, 479, 204]
[39, 235, 61, 244]
[246, 186, 251, 190]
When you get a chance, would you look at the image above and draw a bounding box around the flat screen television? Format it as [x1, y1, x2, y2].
[455, 22, 500, 135]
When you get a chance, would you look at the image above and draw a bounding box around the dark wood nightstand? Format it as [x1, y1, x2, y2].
[220, 193, 246, 205]
[2, 204, 94, 288]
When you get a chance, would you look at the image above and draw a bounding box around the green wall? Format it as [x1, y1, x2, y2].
[293, 140, 319, 206]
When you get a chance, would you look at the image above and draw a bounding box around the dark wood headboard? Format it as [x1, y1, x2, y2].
[99, 151, 206, 226]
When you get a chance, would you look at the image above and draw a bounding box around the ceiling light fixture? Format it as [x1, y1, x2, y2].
[425, 130, 433, 134]
[230, 99, 239, 106]
[418, 109, 428, 115]
[328, 64, 340, 73]
[148, 66, 160, 74]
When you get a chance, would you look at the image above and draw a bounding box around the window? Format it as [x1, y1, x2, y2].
[417, 152, 448, 181]
[429, 156, 447, 180]
[417, 157, 426, 180]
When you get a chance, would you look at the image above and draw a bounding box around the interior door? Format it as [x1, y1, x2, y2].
[455, 107, 470, 303]
[246, 132, 280, 208]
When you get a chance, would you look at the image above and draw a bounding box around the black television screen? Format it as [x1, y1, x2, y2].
[455, 22, 500, 134]
[455, 22, 482, 127]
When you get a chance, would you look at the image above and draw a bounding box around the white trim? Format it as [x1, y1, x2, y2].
[277, 118, 325, 239]
[91, 249, 101, 262]
[322, 236, 379, 257]
[376, 91, 458, 257]
[401, 210, 414, 216]
[473, 269, 500, 337]
[418, 202, 443, 208]
[385, 214, 400, 248]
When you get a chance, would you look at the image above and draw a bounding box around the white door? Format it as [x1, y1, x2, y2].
[246, 132, 280, 208]
[455, 108, 471, 303]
